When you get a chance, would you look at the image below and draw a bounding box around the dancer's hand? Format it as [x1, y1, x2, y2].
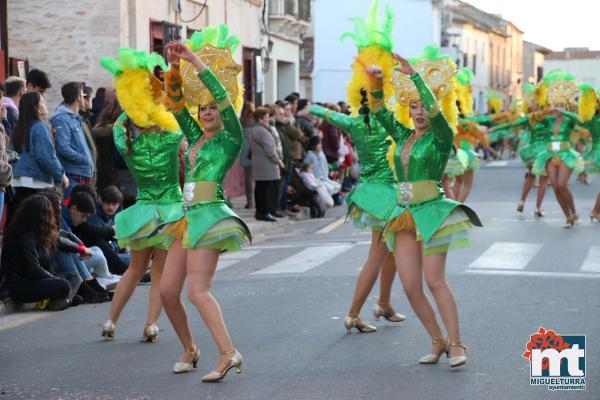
[365, 65, 383, 79]
[165, 42, 206, 72]
[165, 41, 181, 66]
[392, 53, 416, 75]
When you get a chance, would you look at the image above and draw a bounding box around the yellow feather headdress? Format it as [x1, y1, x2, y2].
[578, 83, 598, 122]
[100, 48, 179, 132]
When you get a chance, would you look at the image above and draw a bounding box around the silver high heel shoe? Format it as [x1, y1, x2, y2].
[140, 323, 159, 343]
[419, 338, 448, 364]
[101, 320, 116, 339]
[201, 349, 243, 382]
[343, 315, 377, 334]
[447, 342, 467, 368]
[173, 345, 200, 374]
[373, 303, 406, 322]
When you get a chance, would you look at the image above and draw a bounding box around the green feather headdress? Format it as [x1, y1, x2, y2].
[100, 48, 168, 77]
[185, 24, 240, 53]
[339, 0, 394, 52]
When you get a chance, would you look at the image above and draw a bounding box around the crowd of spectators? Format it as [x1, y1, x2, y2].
[0, 68, 360, 311]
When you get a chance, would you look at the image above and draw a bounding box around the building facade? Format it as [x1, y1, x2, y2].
[544, 48, 600, 88]
[522, 41, 551, 84]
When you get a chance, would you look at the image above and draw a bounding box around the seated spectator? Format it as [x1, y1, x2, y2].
[26, 69, 52, 96]
[0, 195, 71, 310]
[41, 189, 109, 303]
[300, 163, 334, 210]
[8, 92, 68, 225]
[303, 136, 341, 196]
[61, 190, 120, 290]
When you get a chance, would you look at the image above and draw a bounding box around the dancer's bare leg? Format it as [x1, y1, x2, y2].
[457, 171, 475, 203]
[145, 249, 167, 325]
[546, 162, 569, 218]
[519, 168, 535, 206]
[535, 176, 548, 211]
[377, 252, 397, 308]
[443, 175, 455, 200]
[557, 161, 576, 217]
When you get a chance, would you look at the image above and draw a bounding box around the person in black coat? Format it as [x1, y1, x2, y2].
[0, 195, 71, 310]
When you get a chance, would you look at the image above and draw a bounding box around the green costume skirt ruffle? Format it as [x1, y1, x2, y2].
[584, 148, 600, 174]
[383, 194, 482, 255]
[488, 128, 513, 144]
[519, 142, 546, 167]
[460, 144, 481, 172]
[345, 182, 397, 230]
[115, 202, 185, 251]
[182, 200, 252, 252]
[532, 148, 584, 176]
[444, 152, 467, 177]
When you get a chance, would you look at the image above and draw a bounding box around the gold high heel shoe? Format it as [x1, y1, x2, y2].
[372, 303, 406, 322]
[201, 349, 243, 382]
[590, 211, 600, 222]
[447, 342, 467, 368]
[140, 323, 159, 343]
[343, 315, 377, 334]
[572, 213, 581, 226]
[419, 338, 448, 364]
[173, 344, 200, 374]
[101, 320, 116, 339]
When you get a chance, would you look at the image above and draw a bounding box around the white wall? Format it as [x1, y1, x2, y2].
[264, 36, 300, 103]
[313, 0, 438, 103]
[544, 58, 600, 88]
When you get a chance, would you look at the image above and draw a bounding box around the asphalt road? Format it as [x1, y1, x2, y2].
[1, 159, 599, 400]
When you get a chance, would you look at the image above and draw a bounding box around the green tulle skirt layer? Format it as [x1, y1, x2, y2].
[584, 148, 600, 174]
[347, 204, 386, 231]
[519, 142, 546, 167]
[115, 202, 185, 250]
[444, 154, 466, 177]
[532, 148, 584, 176]
[461, 147, 481, 172]
[488, 128, 513, 144]
[182, 200, 252, 252]
[345, 181, 397, 222]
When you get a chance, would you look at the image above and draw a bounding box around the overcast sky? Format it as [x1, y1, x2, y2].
[464, 0, 600, 51]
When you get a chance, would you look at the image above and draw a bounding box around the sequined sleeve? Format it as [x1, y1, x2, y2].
[164, 65, 204, 144]
[198, 69, 243, 146]
[309, 105, 354, 133]
[112, 112, 129, 156]
[411, 72, 453, 148]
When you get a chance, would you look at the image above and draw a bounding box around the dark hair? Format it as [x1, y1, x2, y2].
[27, 69, 51, 90]
[0, 82, 5, 93]
[39, 188, 63, 228]
[5, 195, 58, 251]
[240, 101, 255, 126]
[358, 88, 371, 129]
[253, 106, 270, 122]
[95, 100, 122, 128]
[291, 92, 300, 98]
[82, 84, 93, 98]
[284, 94, 298, 104]
[71, 183, 97, 200]
[12, 91, 44, 153]
[300, 162, 313, 172]
[307, 135, 321, 151]
[61, 82, 83, 104]
[69, 191, 96, 214]
[297, 99, 310, 112]
[94, 87, 106, 101]
[274, 100, 284, 107]
[100, 185, 123, 204]
[4, 77, 26, 97]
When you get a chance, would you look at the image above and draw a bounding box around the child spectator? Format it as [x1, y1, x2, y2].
[304, 136, 341, 196]
[0, 195, 71, 310]
[300, 163, 334, 210]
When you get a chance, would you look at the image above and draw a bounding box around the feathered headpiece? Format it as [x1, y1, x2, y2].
[455, 67, 474, 117]
[340, 0, 396, 115]
[180, 24, 243, 114]
[578, 83, 598, 122]
[100, 48, 178, 132]
[522, 83, 536, 112]
[391, 45, 458, 132]
[543, 69, 579, 109]
[486, 90, 502, 114]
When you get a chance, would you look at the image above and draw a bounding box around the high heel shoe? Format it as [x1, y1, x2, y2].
[517, 201, 524, 213]
[447, 342, 467, 368]
[201, 349, 243, 382]
[140, 323, 159, 343]
[101, 320, 116, 339]
[590, 211, 600, 222]
[563, 216, 574, 228]
[173, 345, 200, 374]
[533, 208, 544, 218]
[372, 303, 406, 322]
[572, 213, 581, 226]
[343, 315, 377, 333]
[419, 338, 448, 364]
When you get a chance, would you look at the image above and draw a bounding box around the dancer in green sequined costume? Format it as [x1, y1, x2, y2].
[366, 47, 482, 368]
[578, 84, 600, 222]
[98, 48, 184, 342]
[159, 29, 248, 382]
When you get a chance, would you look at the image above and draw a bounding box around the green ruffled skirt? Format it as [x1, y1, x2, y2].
[519, 142, 546, 167]
[115, 202, 185, 251]
[182, 200, 252, 252]
[532, 148, 584, 176]
[584, 147, 600, 174]
[488, 128, 513, 144]
[345, 182, 397, 231]
[383, 194, 482, 256]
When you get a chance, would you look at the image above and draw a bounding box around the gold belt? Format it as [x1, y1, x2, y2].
[548, 141, 570, 152]
[396, 180, 440, 205]
[183, 181, 217, 204]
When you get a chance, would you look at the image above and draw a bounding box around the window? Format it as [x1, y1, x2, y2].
[472, 54, 477, 74]
[150, 20, 181, 59]
[463, 53, 468, 68]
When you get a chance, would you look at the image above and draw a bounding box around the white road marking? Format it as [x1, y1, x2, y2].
[580, 246, 600, 273]
[248, 241, 370, 250]
[464, 269, 600, 279]
[485, 160, 509, 167]
[468, 242, 543, 270]
[252, 245, 353, 275]
[316, 217, 346, 234]
[217, 250, 260, 270]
